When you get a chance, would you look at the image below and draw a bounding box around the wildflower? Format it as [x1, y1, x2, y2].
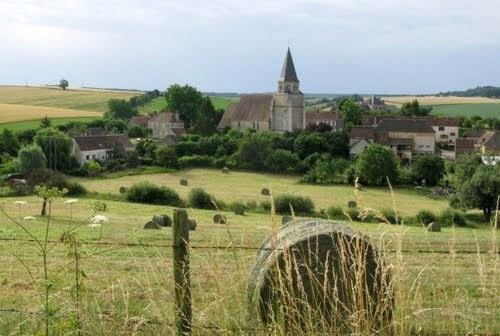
[24, 216, 36, 221]
[92, 215, 109, 224]
[88, 223, 102, 229]
[64, 199, 78, 204]
[13, 201, 28, 205]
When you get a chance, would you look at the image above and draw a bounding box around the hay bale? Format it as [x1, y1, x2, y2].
[187, 218, 197, 231]
[347, 200, 357, 208]
[427, 222, 441, 232]
[281, 215, 293, 225]
[143, 221, 161, 230]
[119, 186, 128, 194]
[248, 219, 393, 333]
[213, 213, 226, 224]
[152, 214, 172, 227]
[180, 179, 188, 186]
[233, 205, 245, 216]
[222, 167, 229, 174]
[261, 188, 270, 196]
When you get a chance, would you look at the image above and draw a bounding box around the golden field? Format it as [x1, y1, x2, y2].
[0, 103, 102, 124]
[382, 95, 500, 107]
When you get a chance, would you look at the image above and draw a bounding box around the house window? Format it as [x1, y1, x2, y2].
[85, 155, 90, 160]
[92, 154, 96, 159]
[450, 132, 456, 136]
[438, 126, 445, 131]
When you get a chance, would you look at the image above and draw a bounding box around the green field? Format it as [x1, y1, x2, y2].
[0, 117, 100, 132]
[0, 188, 497, 334]
[138, 96, 236, 115]
[431, 103, 500, 118]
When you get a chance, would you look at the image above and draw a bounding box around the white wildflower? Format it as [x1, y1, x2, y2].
[64, 199, 78, 204]
[13, 201, 27, 205]
[88, 223, 102, 229]
[92, 215, 109, 224]
[23, 216, 36, 221]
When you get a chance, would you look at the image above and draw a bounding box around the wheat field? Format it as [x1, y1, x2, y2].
[0, 103, 103, 124]
[382, 95, 500, 107]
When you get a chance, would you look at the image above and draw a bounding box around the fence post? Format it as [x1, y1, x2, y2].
[173, 209, 191, 335]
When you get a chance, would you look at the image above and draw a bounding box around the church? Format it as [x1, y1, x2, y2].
[218, 48, 305, 132]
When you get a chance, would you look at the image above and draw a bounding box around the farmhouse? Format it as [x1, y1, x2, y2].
[455, 138, 476, 155]
[72, 134, 134, 166]
[349, 118, 435, 159]
[129, 115, 151, 128]
[305, 109, 344, 132]
[478, 130, 500, 155]
[218, 48, 305, 132]
[148, 112, 186, 139]
[424, 117, 459, 146]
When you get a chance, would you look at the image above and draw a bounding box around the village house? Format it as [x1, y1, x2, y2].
[362, 95, 387, 110]
[478, 130, 499, 155]
[349, 118, 435, 159]
[305, 109, 344, 132]
[148, 112, 187, 139]
[218, 48, 305, 132]
[72, 134, 134, 166]
[424, 117, 459, 146]
[129, 115, 151, 128]
[455, 138, 476, 155]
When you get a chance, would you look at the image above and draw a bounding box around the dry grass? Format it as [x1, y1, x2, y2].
[381, 95, 500, 107]
[0, 103, 102, 124]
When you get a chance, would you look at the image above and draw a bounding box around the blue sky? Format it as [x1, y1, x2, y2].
[1, 0, 499, 94]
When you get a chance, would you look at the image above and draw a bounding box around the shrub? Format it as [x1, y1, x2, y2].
[274, 194, 315, 215]
[261, 188, 270, 196]
[155, 145, 178, 168]
[415, 209, 437, 225]
[259, 200, 272, 212]
[347, 201, 357, 208]
[439, 208, 467, 227]
[245, 200, 257, 211]
[141, 157, 154, 166]
[378, 208, 401, 224]
[67, 181, 87, 196]
[180, 179, 188, 186]
[178, 155, 214, 169]
[326, 205, 343, 220]
[82, 160, 102, 177]
[265, 149, 301, 173]
[17, 144, 46, 174]
[214, 156, 227, 169]
[344, 207, 360, 221]
[126, 182, 182, 206]
[188, 188, 215, 210]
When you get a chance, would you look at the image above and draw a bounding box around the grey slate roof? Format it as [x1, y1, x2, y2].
[73, 134, 133, 151]
[375, 119, 435, 133]
[220, 94, 273, 122]
[279, 48, 299, 82]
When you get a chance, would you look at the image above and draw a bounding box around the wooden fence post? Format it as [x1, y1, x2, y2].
[173, 209, 191, 335]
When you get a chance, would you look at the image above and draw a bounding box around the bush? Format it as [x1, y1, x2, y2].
[141, 157, 154, 166]
[213, 156, 227, 169]
[378, 208, 401, 224]
[326, 205, 343, 220]
[415, 209, 437, 225]
[67, 181, 87, 196]
[155, 145, 178, 168]
[178, 155, 214, 169]
[259, 200, 272, 212]
[17, 144, 46, 174]
[188, 188, 215, 210]
[126, 182, 182, 206]
[274, 194, 315, 215]
[439, 208, 467, 227]
[265, 149, 301, 173]
[82, 160, 102, 177]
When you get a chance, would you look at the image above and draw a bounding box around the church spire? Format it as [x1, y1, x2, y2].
[279, 47, 299, 83]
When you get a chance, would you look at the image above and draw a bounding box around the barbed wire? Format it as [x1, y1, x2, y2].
[0, 237, 496, 254]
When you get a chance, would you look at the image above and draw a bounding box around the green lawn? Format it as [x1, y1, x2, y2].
[0, 195, 497, 335]
[431, 103, 500, 118]
[0, 117, 100, 131]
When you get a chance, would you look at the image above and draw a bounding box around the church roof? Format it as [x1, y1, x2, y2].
[279, 48, 299, 83]
[219, 94, 273, 124]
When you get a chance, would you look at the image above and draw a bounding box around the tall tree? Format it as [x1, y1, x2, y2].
[355, 144, 399, 185]
[164, 84, 203, 130]
[400, 99, 432, 116]
[17, 144, 47, 174]
[410, 154, 446, 186]
[59, 79, 69, 90]
[195, 97, 224, 135]
[0, 129, 20, 156]
[34, 128, 73, 170]
[339, 98, 362, 130]
[106, 99, 138, 119]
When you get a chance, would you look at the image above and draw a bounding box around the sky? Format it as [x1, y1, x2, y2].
[1, 0, 499, 94]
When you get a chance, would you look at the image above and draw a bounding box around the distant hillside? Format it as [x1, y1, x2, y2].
[437, 86, 500, 98]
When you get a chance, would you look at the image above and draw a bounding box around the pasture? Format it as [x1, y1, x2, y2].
[431, 103, 500, 118]
[73, 168, 450, 217]
[0, 192, 497, 335]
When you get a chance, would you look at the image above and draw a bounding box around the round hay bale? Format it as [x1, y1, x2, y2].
[221, 167, 229, 174]
[281, 215, 293, 225]
[180, 179, 188, 186]
[143, 221, 161, 230]
[347, 200, 357, 208]
[213, 213, 226, 224]
[119, 186, 128, 194]
[427, 222, 441, 232]
[187, 218, 197, 231]
[261, 188, 270, 196]
[233, 205, 245, 216]
[152, 214, 172, 227]
[248, 219, 393, 333]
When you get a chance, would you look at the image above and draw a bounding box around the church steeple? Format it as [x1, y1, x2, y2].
[279, 47, 299, 83]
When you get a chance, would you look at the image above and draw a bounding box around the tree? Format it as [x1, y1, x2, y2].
[400, 100, 432, 116]
[323, 131, 349, 158]
[59, 79, 69, 90]
[195, 97, 224, 135]
[34, 128, 73, 170]
[104, 118, 128, 133]
[265, 149, 301, 173]
[454, 154, 482, 185]
[306, 122, 333, 133]
[293, 133, 329, 159]
[237, 133, 273, 170]
[135, 138, 157, 158]
[164, 84, 203, 130]
[455, 165, 499, 220]
[17, 144, 46, 174]
[355, 144, 399, 185]
[0, 129, 20, 156]
[303, 158, 349, 184]
[82, 161, 102, 177]
[155, 145, 178, 168]
[409, 154, 446, 187]
[40, 116, 52, 128]
[339, 98, 362, 127]
[106, 99, 138, 119]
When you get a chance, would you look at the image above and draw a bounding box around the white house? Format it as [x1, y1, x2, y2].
[424, 117, 459, 146]
[72, 134, 134, 166]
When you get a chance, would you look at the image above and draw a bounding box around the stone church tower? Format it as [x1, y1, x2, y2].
[271, 48, 305, 132]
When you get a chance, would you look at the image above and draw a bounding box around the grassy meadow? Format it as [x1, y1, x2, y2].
[431, 103, 500, 118]
[0, 117, 99, 132]
[0, 190, 497, 335]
